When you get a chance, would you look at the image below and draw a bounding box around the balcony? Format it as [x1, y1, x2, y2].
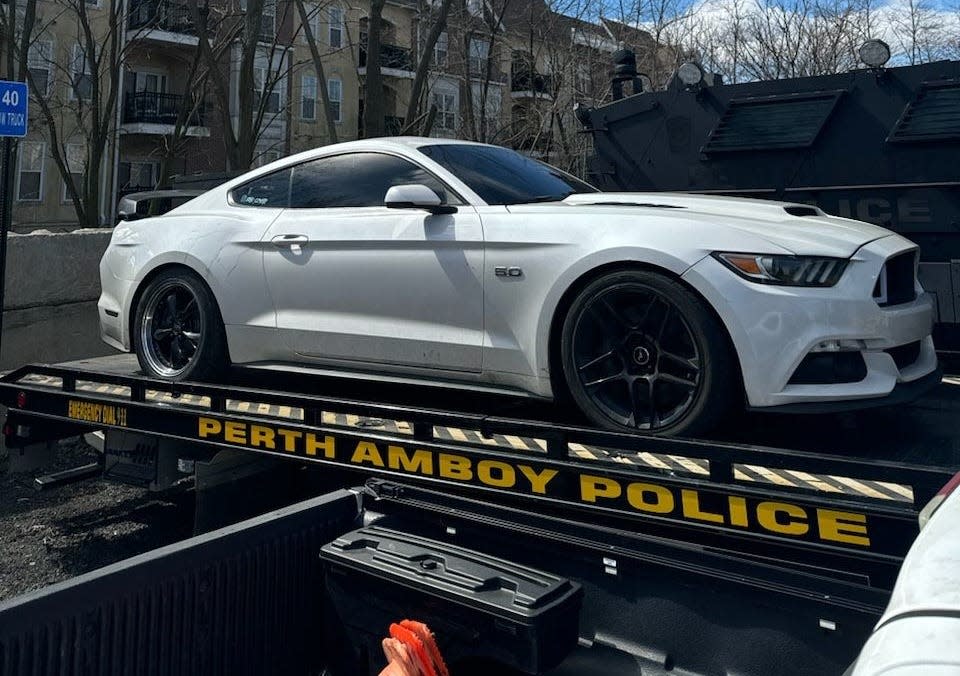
[511, 71, 553, 99]
[359, 38, 415, 77]
[357, 109, 407, 137]
[121, 92, 208, 136]
[128, 0, 198, 45]
[468, 59, 507, 84]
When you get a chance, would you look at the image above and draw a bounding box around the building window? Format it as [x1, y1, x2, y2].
[70, 45, 93, 100]
[433, 31, 448, 68]
[254, 66, 281, 114]
[119, 161, 158, 193]
[62, 143, 86, 202]
[471, 82, 501, 138]
[328, 5, 343, 48]
[327, 77, 341, 122]
[468, 37, 490, 76]
[301, 2, 321, 42]
[255, 149, 282, 168]
[260, 0, 276, 41]
[27, 40, 53, 97]
[431, 90, 457, 131]
[243, 0, 276, 41]
[301, 75, 317, 120]
[17, 141, 44, 201]
[575, 62, 591, 96]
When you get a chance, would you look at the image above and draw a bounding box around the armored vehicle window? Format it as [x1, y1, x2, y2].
[702, 91, 843, 153]
[888, 81, 960, 143]
[230, 168, 292, 208]
[288, 153, 458, 208]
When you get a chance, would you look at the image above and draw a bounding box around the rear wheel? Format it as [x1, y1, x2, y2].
[560, 269, 736, 436]
[133, 269, 228, 381]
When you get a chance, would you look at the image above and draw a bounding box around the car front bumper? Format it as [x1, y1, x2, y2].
[682, 235, 938, 409]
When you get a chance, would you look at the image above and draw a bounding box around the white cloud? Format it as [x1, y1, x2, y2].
[638, 0, 960, 82]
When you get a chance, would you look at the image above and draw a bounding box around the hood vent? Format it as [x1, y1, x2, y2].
[784, 205, 820, 217]
[584, 201, 685, 209]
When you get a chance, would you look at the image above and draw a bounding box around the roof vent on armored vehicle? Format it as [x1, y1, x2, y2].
[888, 80, 960, 143]
[702, 91, 844, 154]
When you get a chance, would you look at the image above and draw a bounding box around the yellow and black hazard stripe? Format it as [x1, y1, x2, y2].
[19, 372, 914, 503]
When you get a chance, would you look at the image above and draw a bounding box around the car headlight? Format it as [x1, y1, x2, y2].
[713, 253, 848, 287]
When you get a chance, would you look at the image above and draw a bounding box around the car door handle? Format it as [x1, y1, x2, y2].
[271, 234, 309, 254]
[271, 234, 309, 247]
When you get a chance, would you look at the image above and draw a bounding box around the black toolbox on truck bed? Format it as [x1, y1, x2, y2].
[321, 525, 583, 674]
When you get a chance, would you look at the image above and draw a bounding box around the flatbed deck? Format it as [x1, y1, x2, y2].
[2, 354, 959, 676]
[14, 354, 960, 501]
[2, 355, 955, 577]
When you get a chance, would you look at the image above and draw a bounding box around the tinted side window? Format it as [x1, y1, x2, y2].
[288, 153, 457, 208]
[418, 143, 596, 205]
[231, 168, 291, 208]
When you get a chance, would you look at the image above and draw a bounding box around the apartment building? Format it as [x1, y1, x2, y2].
[8, 0, 671, 227]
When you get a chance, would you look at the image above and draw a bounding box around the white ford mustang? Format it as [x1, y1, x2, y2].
[98, 137, 939, 436]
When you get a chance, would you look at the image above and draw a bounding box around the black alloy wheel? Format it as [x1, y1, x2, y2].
[134, 269, 228, 381]
[560, 270, 735, 436]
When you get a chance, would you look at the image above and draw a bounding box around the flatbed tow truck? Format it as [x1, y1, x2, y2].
[0, 355, 957, 675]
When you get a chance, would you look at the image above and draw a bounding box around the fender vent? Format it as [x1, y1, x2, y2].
[784, 205, 819, 217]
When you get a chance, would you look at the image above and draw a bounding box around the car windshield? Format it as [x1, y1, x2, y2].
[418, 143, 598, 205]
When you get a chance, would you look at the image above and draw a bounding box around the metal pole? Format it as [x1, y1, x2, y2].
[0, 136, 12, 362]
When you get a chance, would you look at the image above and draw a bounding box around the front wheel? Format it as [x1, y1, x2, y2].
[133, 269, 229, 381]
[560, 270, 737, 437]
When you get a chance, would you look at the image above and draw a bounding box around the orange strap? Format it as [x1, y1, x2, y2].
[378, 620, 450, 676]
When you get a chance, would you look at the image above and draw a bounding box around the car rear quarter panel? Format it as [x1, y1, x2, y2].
[104, 208, 280, 348]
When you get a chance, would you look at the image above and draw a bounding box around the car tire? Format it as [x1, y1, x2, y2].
[133, 268, 229, 382]
[560, 269, 737, 437]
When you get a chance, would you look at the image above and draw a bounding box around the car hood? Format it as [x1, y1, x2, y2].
[559, 192, 895, 258]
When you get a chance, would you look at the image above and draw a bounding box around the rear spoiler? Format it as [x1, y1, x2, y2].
[117, 189, 204, 221]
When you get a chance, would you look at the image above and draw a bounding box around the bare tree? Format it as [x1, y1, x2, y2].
[193, 0, 293, 170]
[155, 48, 209, 190]
[294, 0, 339, 142]
[888, 0, 946, 64]
[401, 0, 456, 134]
[11, 0, 128, 226]
[362, 0, 387, 136]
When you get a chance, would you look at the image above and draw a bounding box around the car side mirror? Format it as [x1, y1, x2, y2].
[384, 184, 457, 215]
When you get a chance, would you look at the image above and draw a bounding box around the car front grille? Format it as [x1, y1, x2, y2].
[873, 251, 917, 307]
[884, 340, 921, 370]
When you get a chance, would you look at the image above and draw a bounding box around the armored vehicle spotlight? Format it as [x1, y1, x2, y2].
[677, 62, 705, 89]
[859, 39, 891, 68]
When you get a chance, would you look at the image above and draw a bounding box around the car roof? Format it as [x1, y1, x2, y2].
[279, 136, 490, 164]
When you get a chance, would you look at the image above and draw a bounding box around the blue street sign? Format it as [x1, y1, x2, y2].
[0, 81, 28, 138]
